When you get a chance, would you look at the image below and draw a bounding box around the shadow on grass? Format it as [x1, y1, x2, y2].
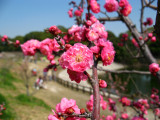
[0, 68, 20, 90]
[16, 94, 51, 110]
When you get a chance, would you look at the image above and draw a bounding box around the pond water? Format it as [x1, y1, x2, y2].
[99, 73, 160, 96]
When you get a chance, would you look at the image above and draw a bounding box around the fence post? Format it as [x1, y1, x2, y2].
[71, 83, 74, 89]
[83, 86, 85, 93]
[67, 81, 69, 87]
[76, 84, 79, 91]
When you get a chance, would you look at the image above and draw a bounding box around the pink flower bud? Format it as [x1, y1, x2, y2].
[90, 0, 100, 13]
[3, 35, 8, 39]
[50, 60, 56, 65]
[149, 63, 160, 75]
[65, 44, 72, 51]
[1, 38, 5, 42]
[139, 36, 143, 40]
[86, 20, 92, 26]
[118, 43, 124, 47]
[99, 80, 107, 88]
[16, 40, 20, 45]
[151, 36, 156, 42]
[68, 8, 73, 18]
[74, 10, 82, 16]
[148, 33, 153, 38]
[47, 55, 54, 61]
[147, 17, 153, 26]
[121, 113, 128, 119]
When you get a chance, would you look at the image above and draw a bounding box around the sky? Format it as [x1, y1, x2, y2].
[0, 0, 157, 38]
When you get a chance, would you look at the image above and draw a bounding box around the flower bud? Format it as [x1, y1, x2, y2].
[148, 33, 153, 38]
[151, 36, 156, 42]
[80, 108, 86, 114]
[139, 36, 143, 40]
[99, 79, 107, 88]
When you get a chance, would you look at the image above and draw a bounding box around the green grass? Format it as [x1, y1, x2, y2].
[16, 94, 51, 110]
[0, 93, 15, 120]
[0, 68, 19, 90]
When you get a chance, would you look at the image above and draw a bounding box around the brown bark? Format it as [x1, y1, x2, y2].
[91, 58, 100, 120]
[155, 0, 160, 40]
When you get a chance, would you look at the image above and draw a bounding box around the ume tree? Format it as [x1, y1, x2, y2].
[1, 0, 160, 120]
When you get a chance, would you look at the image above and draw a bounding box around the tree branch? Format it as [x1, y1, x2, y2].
[98, 17, 121, 22]
[124, 43, 143, 58]
[140, 0, 145, 34]
[97, 66, 151, 75]
[144, 0, 157, 10]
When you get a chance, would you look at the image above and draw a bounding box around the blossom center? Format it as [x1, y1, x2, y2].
[75, 54, 83, 62]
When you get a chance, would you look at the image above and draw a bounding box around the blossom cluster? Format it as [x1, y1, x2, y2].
[20, 37, 62, 65]
[67, 6, 83, 18]
[59, 43, 93, 83]
[86, 95, 107, 112]
[48, 98, 86, 120]
[143, 17, 153, 26]
[68, 0, 132, 18]
[1, 35, 8, 42]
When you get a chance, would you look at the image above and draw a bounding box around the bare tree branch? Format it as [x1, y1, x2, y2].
[98, 17, 121, 22]
[144, 0, 157, 10]
[140, 0, 145, 34]
[155, 0, 160, 40]
[97, 66, 151, 75]
[124, 43, 143, 58]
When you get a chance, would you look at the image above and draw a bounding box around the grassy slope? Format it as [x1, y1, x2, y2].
[0, 58, 92, 120]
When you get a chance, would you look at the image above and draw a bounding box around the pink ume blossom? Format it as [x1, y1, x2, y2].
[105, 115, 114, 120]
[21, 39, 40, 56]
[48, 98, 83, 120]
[119, 0, 129, 7]
[56, 98, 80, 114]
[90, 0, 100, 13]
[40, 38, 60, 56]
[86, 95, 107, 111]
[49, 26, 61, 35]
[155, 108, 160, 116]
[86, 29, 99, 41]
[47, 55, 54, 61]
[67, 69, 88, 83]
[101, 41, 115, 66]
[91, 21, 108, 39]
[121, 113, 128, 119]
[146, 17, 153, 26]
[59, 43, 93, 72]
[120, 97, 131, 106]
[74, 7, 83, 17]
[120, 4, 132, 16]
[1, 35, 8, 42]
[90, 46, 100, 54]
[68, 25, 81, 35]
[3, 35, 8, 39]
[104, 0, 119, 12]
[149, 63, 160, 75]
[131, 116, 147, 120]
